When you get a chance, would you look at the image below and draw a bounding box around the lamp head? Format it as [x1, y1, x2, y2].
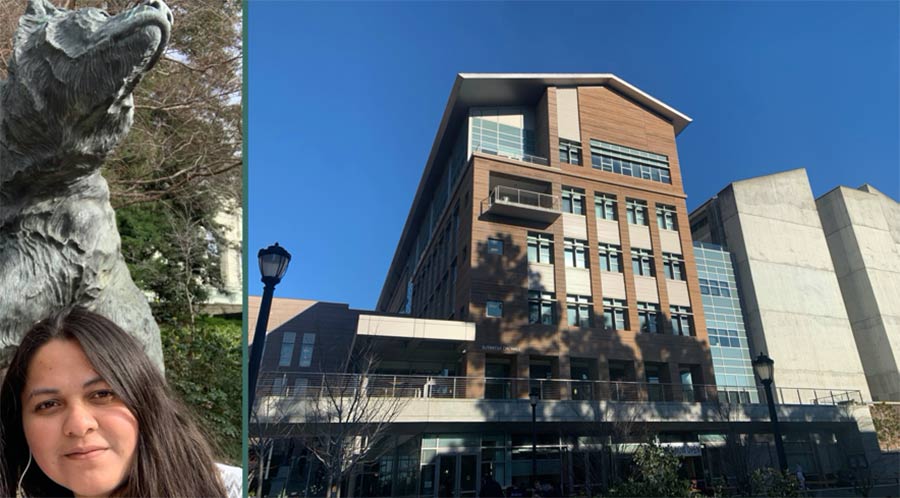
[258, 242, 292, 285]
[753, 352, 775, 384]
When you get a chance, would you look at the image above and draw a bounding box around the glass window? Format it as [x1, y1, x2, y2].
[602, 298, 628, 331]
[487, 238, 504, 255]
[527, 233, 554, 264]
[559, 138, 582, 165]
[564, 238, 589, 268]
[589, 139, 671, 185]
[598, 243, 623, 273]
[486, 300, 503, 318]
[299, 333, 315, 367]
[279, 332, 296, 367]
[594, 193, 618, 221]
[663, 253, 685, 281]
[637, 302, 661, 333]
[670, 306, 693, 336]
[528, 291, 556, 325]
[562, 187, 585, 215]
[626, 199, 648, 226]
[656, 204, 678, 231]
[631, 248, 655, 276]
[567, 295, 592, 327]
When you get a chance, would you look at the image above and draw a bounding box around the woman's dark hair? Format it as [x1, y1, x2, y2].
[0, 307, 228, 497]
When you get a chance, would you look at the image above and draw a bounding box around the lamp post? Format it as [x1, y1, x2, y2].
[248, 242, 292, 417]
[529, 393, 539, 494]
[753, 352, 788, 471]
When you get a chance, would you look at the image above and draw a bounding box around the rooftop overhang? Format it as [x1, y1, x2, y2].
[357, 314, 476, 342]
[377, 73, 693, 311]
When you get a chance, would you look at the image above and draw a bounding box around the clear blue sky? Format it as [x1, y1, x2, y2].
[248, 1, 899, 308]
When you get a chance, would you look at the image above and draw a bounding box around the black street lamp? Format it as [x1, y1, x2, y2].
[753, 352, 788, 471]
[529, 393, 539, 494]
[248, 242, 292, 417]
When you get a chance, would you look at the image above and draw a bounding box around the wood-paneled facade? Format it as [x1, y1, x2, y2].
[378, 75, 715, 392]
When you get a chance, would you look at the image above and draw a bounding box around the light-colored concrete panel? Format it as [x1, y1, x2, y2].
[824, 227, 867, 278]
[838, 268, 882, 320]
[629, 224, 652, 250]
[528, 263, 555, 292]
[556, 87, 581, 141]
[563, 212, 588, 240]
[750, 261, 850, 320]
[757, 310, 870, 400]
[596, 219, 621, 244]
[730, 168, 822, 228]
[565, 267, 592, 296]
[634, 276, 659, 303]
[739, 214, 836, 271]
[816, 188, 853, 235]
[848, 317, 899, 401]
[852, 225, 900, 273]
[843, 188, 892, 232]
[659, 229, 682, 254]
[869, 269, 900, 316]
[667, 280, 691, 306]
[600, 272, 626, 299]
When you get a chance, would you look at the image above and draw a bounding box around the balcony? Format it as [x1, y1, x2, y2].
[255, 373, 865, 426]
[473, 145, 549, 167]
[483, 185, 560, 222]
[257, 372, 863, 406]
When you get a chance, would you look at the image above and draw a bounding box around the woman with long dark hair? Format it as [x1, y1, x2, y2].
[0, 307, 241, 497]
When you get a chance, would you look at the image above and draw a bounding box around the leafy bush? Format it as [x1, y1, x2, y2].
[749, 467, 801, 497]
[607, 440, 692, 497]
[161, 315, 242, 464]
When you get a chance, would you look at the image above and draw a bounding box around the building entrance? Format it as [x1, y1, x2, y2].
[433, 453, 479, 498]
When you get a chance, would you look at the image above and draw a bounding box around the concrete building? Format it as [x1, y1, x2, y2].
[816, 185, 900, 401]
[689, 169, 872, 402]
[251, 77, 879, 497]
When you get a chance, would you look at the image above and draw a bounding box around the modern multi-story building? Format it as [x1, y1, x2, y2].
[377, 73, 715, 396]
[252, 75, 879, 498]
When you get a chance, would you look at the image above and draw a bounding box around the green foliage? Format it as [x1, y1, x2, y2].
[608, 441, 692, 498]
[117, 202, 223, 324]
[749, 467, 801, 497]
[161, 316, 242, 464]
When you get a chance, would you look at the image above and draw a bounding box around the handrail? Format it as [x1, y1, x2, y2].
[256, 372, 863, 406]
[474, 145, 548, 166]
[488, 185, 558, 211]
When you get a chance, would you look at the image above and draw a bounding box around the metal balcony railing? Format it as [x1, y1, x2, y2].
[474, 145, 549, 166]
[488, 185, 558, 211]
[256, 373, 864, 406]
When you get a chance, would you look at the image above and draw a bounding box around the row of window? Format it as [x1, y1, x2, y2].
[522, 233, 686, 281]
[559, 139, 671, 187]
[561, 188, 679, 231]
[485, 297, 694, 336]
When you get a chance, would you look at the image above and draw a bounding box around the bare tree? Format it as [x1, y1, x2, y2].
[249, 393, 303, 498]
[301, 352, 409, 498]
[567, 400, 655, 496]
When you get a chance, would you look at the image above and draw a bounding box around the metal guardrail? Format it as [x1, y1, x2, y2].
[474, 145, 549, 166]
[488, 185, 558, 211]
[256, 373, 863, 406]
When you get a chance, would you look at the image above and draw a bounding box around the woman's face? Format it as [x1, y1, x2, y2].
[21, 339, 138, 498]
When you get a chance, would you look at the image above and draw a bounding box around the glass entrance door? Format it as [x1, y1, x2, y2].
[433, 453, 480, 498]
